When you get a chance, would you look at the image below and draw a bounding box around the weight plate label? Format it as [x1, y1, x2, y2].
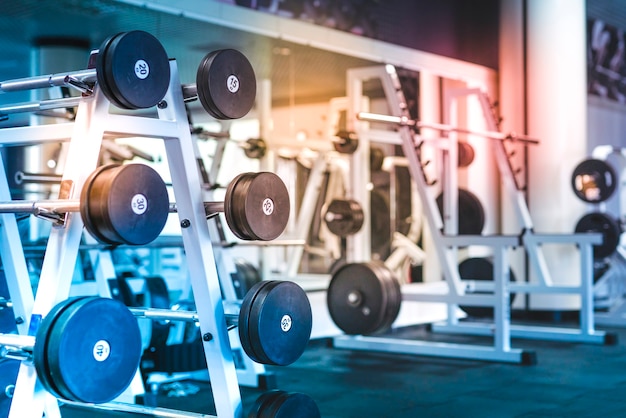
[262, 198, 274, 216]
[227, 75, 240, 93]
[134, 59, 150, 80]
[280, 314, 292, 332]
[131, 194, 148, 215]
[93, 340, 111, 362]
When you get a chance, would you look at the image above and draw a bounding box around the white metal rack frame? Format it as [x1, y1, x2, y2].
[333, 64, 611, 365]
[0, 61, 247, 417]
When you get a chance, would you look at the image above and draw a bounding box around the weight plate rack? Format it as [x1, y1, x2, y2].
[0, 32, 313, 418]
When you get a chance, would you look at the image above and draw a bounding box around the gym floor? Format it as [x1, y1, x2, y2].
[60, 319, 626, 418]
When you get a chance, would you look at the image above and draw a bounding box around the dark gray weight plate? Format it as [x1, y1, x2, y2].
[248, 390, 321, 418]
[458, 257, 517, 318]
[324, 198, 364, 237]
[44, 297, 142, 403]
[224, 172, 290, 241]
[233, 258, 263, 300]
[571, 158, 617, 203]
[244, 138, 267, 159]
[196, 49, 256, 120]
[333, 131, 359, 154]
[327, 261, 401, 335]
[80, 164, 169, 245]
[239, 280, 312, 366]
[457, 141, 475, 168]
[575, 212, 622, 259]
[436, 188, 486, 235]
[97, 31, 170, 109]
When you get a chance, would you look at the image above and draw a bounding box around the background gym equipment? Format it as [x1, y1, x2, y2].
[0, 297, 142, 404]
[129, 280, 313, 367]
[0, 33, 257, 121]
[458, 257, 517, 318]
[571, 158, 618, 203]
[574, 212, 622, 259]
[327, 261, 401, 335]
[323, 198, 364, 237]
[435, 188, 486, 235]
[331, 63, 610, 366]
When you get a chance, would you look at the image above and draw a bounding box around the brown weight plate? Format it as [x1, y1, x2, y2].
[224, 172, 290, 241]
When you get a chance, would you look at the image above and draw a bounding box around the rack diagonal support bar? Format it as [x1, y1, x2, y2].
[157, 61, 242, 418]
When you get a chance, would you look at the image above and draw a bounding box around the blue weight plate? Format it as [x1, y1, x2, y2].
[224, 172, 290, 241]
[196, 49, 256, 120]
[99, 31, 170, 110]
[45, 297, 142, 403]
[244, 280, 312, 366]
[80, 164, 169, 245]
[34, 297, 86, 400]
[95, 32, 127, 110]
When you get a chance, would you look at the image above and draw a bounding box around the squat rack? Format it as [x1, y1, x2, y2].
[333, 64, 609, 364]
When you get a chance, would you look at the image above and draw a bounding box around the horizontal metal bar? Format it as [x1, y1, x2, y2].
[60, 400, 215, 418]
[129, 304, 241, 325]
[333, 335, 532, 364]
[0, 334, 35, 358]
[0, 69, 97, 93]
[357, 111, 540, 144]
[169, 201, 225, 215]
[0, 96, 88, 116]
[14, 172, 63, 185]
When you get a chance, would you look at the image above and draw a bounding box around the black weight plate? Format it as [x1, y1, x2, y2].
[324, 199, 364, 237]
[436, 188, 485, 235]
[575, 212, 622, 259]
[244, 138, 267, 159]
[377, 263, 402, 332]
[95, 33, 125, 109]
[233, 258, 263, 300]
[333, 131, 359, 154]
[80, 164, 169, 245]
[370, 146, 386, 171]
[249, 390, 321, 418]
[327, 262, 393, 335]
[224, 172, 290, 241]
[34, 297, 86, 400]
[97, 31, 170, 109]
[240, 280, 312, 366]
[0, 359, 19, 417]
[457, 141, 475, 168]
[571, 158, 617, 203]
[197, 49, 256, 120]
[458, 257, 517, 318]
[45, 297, 142, 403]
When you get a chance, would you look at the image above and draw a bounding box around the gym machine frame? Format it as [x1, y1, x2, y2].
[0, 60, 250, 417]
[332, 64, 607, 364]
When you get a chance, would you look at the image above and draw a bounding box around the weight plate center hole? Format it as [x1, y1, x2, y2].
[347, 291, 363, 308]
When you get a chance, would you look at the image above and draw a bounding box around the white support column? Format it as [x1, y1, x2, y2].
[525, 0, 588, 309]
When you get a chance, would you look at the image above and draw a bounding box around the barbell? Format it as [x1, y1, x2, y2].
[130, 279, 312, 367]
[0, 296, 142, 404]
[0, 31, 256, 120]
[323, 198, 364, 237]
[356, 111, 541, 144]
[0, 164, 290, 244]
[326, 259, 517, 334]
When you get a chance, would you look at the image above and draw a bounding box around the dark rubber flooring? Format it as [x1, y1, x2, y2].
[58, 322, 626, 417]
